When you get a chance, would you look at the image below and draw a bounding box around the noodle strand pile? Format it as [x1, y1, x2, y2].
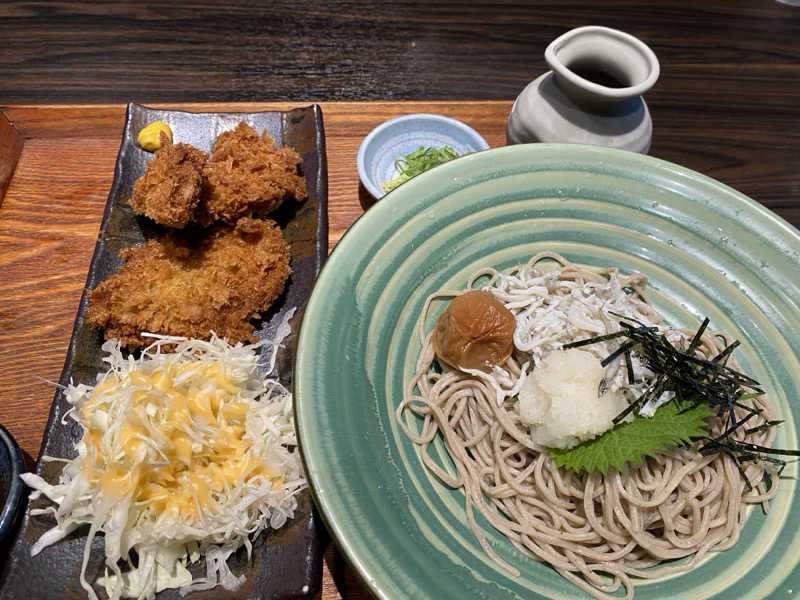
[397, 253, 777, 599]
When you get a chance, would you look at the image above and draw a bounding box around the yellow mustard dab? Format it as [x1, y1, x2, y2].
[137, 121, 173, 151]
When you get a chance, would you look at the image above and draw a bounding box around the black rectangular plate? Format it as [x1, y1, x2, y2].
[0, 103, 328, 599]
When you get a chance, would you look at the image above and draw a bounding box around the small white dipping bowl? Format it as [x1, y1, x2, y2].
[357, 113, 489, 200]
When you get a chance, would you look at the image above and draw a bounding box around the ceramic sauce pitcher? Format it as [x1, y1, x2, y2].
[507, 26, 660, 154]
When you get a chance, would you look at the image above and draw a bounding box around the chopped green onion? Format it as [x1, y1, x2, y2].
[381, 145, 461, 192]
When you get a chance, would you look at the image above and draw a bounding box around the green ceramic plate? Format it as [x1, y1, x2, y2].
[295, 144, 800, 599]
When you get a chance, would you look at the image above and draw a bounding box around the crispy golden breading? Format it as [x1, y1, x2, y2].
[87, 217, 291, 348]
[130, 142, 208, 228]
[197, 122, 307, 225]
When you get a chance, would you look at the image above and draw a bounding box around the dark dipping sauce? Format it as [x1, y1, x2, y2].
[567, 59, 630, 88]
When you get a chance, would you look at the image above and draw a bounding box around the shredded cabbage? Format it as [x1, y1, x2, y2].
[21, 314, 305, 600]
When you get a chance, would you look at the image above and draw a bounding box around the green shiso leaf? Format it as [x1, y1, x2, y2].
[548, 401, 713, 475]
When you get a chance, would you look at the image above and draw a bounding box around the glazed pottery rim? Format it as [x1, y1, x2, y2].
[296, 142, 800, 600]
[0, 423, 25, 544]
[356, 112, 490, 200]
[546, 25, 660, 99]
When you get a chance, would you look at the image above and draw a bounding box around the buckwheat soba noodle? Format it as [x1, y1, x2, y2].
[396, 252, 779, 600]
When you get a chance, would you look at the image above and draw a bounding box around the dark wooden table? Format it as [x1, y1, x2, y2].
[2, 0, 799, 225]
[1, 1, 800, 599]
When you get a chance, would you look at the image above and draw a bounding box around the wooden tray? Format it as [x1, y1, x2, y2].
[1, 100, 797, 600]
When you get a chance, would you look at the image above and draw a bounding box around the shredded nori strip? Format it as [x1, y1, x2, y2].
[623, 348, 636, 385]
[567, 315, 795, 485]
[745, 420, 784, 435]
[600, 340, 636, 367]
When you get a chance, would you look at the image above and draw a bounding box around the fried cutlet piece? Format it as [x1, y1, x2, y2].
[130, 142, 208, 228]
[196, 121, 307, 225]
[87, 217, 291, 348]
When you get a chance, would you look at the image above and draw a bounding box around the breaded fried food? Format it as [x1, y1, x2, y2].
[87, 217, 291, 348]
[197, 121, 307, 225]
[130, 142, 208, 228]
